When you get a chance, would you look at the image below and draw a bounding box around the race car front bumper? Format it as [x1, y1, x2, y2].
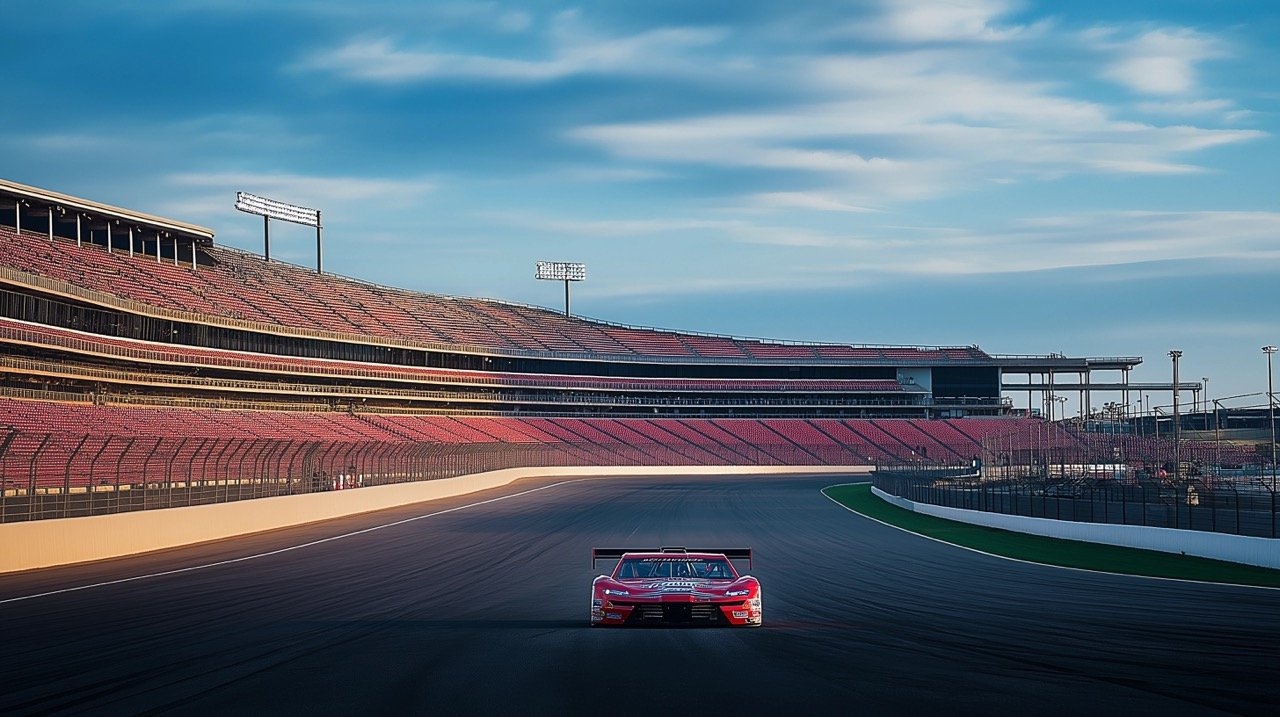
[591, 594, 761, 627]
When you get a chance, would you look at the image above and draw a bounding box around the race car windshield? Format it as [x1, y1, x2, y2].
[613, 558, 737, 580]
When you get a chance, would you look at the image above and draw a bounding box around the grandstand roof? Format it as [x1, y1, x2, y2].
[0, 178, 214, 244]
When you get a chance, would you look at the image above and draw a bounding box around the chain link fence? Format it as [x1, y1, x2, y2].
[0, 429, 866, 522]
[872, 423, 1280, 538]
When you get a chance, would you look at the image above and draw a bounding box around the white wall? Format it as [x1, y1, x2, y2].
[0, 465, 868, 574]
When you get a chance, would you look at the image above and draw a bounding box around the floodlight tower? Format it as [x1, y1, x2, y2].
[1169, 349, 1182, 480]
[535, 261, 586, 316]
[234, 191, 324, 272]
[1265, 345, 1277, 490]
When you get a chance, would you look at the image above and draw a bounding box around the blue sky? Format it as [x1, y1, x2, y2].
[4, 1, 1279, 414]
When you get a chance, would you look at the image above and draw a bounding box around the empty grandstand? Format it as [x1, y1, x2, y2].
[0, 178, 1155, 520]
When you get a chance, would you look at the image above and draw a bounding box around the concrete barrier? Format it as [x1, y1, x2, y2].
[872, 486, 1280, 570]
[0, 465, 867, 573]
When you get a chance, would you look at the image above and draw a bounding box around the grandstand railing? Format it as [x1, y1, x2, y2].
[0, 261, 989, 366]
[0, 319, 917, 394]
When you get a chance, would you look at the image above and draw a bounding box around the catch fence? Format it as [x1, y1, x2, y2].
[0, 429, 865, 522]
[873, 424, 1279, 538]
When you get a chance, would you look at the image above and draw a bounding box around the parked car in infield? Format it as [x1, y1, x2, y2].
[590, 547, 762, 627]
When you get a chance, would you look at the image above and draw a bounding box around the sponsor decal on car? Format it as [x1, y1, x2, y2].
[643, 581, 700, 590]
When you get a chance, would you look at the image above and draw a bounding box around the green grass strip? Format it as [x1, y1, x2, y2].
[823, 483, 1280, 589]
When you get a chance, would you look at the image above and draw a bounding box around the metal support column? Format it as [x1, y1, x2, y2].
[1170, 349, 1182, 481]
[1265, 345, 1277, 491]
[1048, 370, 1055, 421]
[315, 213, 323, 273]
[1080, 369, 1087, 421]
[1202, 378, 1209, 429]
[1122, 367, 1130, 420]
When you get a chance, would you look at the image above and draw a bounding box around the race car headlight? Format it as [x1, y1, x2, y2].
[602, 588, 630, 596]
[725, 589, 750, 597]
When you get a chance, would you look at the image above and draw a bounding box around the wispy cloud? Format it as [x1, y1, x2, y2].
[746, 192, 878, 213]
[569, 46, 1263, 205]
[1136, 98, 1234, 116]
[505, 206, 1280, 282]
[18, 115, 319, 156]
[863, 0, 1043, 43]
[125, 0, 533, 32]
[168, 171, 436, 205]
[1095, 27, 1222, 96]
[875, 210, 1280, 275]
[293, 17, 726, 84]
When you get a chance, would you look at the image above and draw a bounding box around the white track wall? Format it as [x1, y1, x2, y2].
[0, 466, 867, 574]
[872, 486, 1280, 570]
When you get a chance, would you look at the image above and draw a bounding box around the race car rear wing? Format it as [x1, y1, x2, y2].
[592, 547, 752, 568]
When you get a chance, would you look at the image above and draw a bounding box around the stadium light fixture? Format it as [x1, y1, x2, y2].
[234, 191, 324, 273]
[535, 260, 586, 316]
[1265, 345, 1277, 490]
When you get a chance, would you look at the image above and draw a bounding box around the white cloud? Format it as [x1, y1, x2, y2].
[501, 208, 1280, 303]
[157, 171, 437, 241]
[1099, 28, 1221, 96]
[496, 10, 532, 33]
[168, 171, 436, 205]
[568, 47, 1263, 204]
[747, 192, 878, 213]
[1087, 159, 1203, 174]
[532, 216, 738, 237]
[28, 134, 115, 151]
[294, 20, 726, 84]
[20, 115, 319, 156]
[1136, 99, 1235, 117]
[667, 208, 1280, 279]
[892, 210, 1280, 275]
[143, 1, 534, 33]
[551, 166, 672, 182]
[868, 0, 1034, 42]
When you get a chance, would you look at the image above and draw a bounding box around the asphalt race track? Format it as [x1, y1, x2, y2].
[2, 473, 1277, 716]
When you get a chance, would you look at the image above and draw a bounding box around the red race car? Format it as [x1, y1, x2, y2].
[590, 547, 762, 627]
